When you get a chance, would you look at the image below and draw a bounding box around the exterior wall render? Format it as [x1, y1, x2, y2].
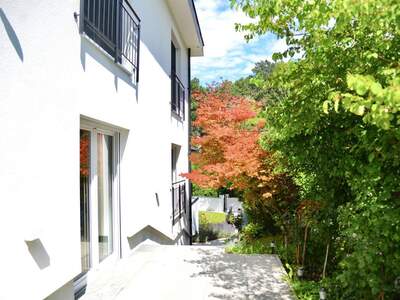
[0, 0, 196, 299]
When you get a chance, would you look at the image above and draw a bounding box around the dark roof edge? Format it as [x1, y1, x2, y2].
[189, 0, 205, 47]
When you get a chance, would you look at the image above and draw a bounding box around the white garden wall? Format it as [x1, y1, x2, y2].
[191, 196, 243, 235]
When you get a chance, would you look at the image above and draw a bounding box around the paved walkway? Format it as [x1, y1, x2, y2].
[81, 244, 294, 300]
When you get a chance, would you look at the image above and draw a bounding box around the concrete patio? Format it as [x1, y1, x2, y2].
[80, 244, 295, 300]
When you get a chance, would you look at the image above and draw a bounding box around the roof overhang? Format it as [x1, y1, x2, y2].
[166, 0, 204, 57]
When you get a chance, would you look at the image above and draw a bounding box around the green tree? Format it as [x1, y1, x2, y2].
[232, 60, 276, 102]
[231, 0, 400, 298]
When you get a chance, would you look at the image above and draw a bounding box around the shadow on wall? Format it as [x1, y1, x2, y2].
[185, 248, 295, 300]
[127, 225, 174, 250]
[136, 0, 171, 77]
[79, 36, 138, 95]
[0, 8, 24, 62]
[25, 239, 50, 269]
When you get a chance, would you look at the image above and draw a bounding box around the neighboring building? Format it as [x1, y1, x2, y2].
[0, 1, 203, 299]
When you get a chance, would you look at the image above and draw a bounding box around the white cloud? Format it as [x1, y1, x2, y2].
[271, 39, 288, 53]
[192, 0, 292, 83]
[195, 0, 252, 57]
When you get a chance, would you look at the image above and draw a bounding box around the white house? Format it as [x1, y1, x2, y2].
[0, 0, 203, 299]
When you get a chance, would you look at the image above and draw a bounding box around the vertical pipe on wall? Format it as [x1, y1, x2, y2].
[115, 0, 121, 63]
[187, 48, 193, 245]
[136, 24, 141, 82]
[79, 0, 84, 34]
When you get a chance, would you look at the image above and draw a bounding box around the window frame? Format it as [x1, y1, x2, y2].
[170, 41, 185, 120]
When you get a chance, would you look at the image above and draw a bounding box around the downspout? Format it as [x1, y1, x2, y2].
[187, 48, 193, 245]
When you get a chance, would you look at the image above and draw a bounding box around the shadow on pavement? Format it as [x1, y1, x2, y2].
[185, 247, 294, 300]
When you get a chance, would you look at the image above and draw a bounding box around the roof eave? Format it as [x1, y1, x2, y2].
[167, 0, 204, 57]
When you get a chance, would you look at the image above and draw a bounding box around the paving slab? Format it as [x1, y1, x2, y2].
[80, 244, 295, 300]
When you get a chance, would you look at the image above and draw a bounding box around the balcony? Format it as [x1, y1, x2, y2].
[172, 180, 186, 221]
[171, 74, 185, 119]
[82, 0, 140, 80]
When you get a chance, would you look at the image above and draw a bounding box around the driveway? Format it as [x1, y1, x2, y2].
[80, 244, 295, 300]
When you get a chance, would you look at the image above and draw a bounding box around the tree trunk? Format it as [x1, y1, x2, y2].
[301, 224, 309, 266]
[296, 244, 301, 265]
[322, 242, 329, 279]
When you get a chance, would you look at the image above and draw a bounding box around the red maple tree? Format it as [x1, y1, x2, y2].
[183, 84, 298, 238]
[183, 84, 265, 190]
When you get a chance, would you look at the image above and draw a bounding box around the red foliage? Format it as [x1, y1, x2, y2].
[184, 85, 299, 238]
[183, 85, 266, 190]
[80, 132, 90, 177]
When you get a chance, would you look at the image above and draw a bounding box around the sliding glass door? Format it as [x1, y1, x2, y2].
[79, 126, 119, 276]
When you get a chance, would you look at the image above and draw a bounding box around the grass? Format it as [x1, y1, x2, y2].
[225, 235, 278, 254]
[290, 280, 320, 300]
[199, 211, 226, 224]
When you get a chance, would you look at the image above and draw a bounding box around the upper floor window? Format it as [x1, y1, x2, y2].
[82, 0, 140, 81]
[171, 41, 185, 119]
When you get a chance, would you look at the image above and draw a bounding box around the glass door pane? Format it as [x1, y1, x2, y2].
[97, 133, 114, 262]
[80, 130, 91, 272]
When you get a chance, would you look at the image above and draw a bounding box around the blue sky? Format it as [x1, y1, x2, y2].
[192, 0, 288, 84]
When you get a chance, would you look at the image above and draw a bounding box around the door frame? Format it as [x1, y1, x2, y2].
[75, 118, 122, 295]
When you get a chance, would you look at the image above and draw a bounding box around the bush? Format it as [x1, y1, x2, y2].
[197, 225, 219, 243]
[226, 235, 280, 255]
[242, 202, 280, 235]
[290, 279, 320, 300]
[192, 184, 218, 197]
[232, 212, 243, 231]
[241, 223, 264, 242]
[226, 208, 244, 231]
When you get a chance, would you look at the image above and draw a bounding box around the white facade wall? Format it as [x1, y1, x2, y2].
[0, 0, 197, 299]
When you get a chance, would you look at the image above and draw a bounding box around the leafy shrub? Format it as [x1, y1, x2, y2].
[226, 235, 279, 255]
[290, 280, 320, 300]
[192, 184, 218, 197]
[242, 202, 280, 235]
[232, 212, 243, 231]
[226, 208, 234, 224]
[241, 223, 264, 242]
[197, 225, 219, 243]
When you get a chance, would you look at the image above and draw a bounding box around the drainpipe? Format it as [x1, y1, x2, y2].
[187, 48, 193, 245]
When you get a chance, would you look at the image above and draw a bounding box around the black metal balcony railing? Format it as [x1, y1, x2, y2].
[120, 1, 140, 76]
[83, 0, 140, 81]
[171, 74, 185, 119]
[172, 180, 186, 220]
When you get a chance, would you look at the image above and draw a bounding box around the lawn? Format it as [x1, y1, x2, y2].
[199, 211, 226, 224]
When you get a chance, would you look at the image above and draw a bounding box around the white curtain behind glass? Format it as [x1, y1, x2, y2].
[97, 133, 114, 262]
